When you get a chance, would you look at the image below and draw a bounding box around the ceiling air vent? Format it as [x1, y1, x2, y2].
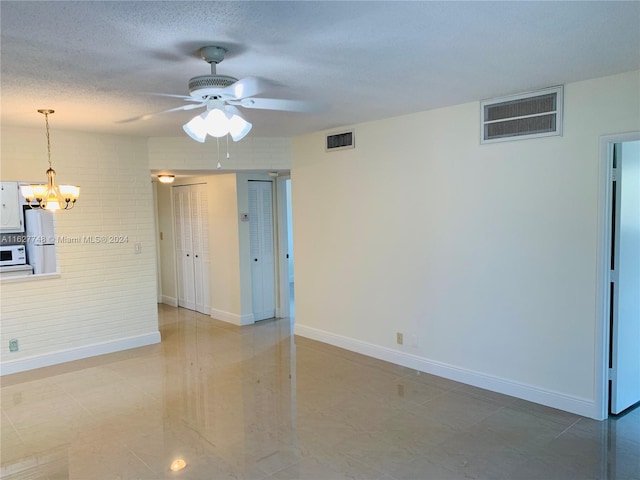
[326, 130, 355, 151]
[481, 86, 563, 144]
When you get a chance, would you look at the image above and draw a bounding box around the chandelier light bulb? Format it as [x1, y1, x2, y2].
[19, 109, 79, 211]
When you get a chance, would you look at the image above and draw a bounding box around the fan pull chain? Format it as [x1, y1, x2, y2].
[216, 137, 222, 169]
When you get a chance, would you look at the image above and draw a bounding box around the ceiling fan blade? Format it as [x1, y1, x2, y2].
[117, 103, 204, 123]
[143, 92, 202, 102]
[218, 77, 267, 100]
[232, 97, 323, 113]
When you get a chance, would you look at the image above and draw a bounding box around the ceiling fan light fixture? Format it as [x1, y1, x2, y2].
[183, 113, 208, 142]
[204, 108, 231, 137]
[229, 114, 252, 142]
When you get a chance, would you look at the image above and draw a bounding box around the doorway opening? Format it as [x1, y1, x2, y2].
[276, 175, 295, 320]
[597, 133, 640, 419]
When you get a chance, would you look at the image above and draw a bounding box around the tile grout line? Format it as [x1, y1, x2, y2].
[125, 445, 158, 476]
[552, 417, 582, 440]
[1, 407, 26, 444]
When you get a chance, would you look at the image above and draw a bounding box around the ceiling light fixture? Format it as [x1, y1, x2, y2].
[20, 109, 79, 212]
[157, 175, 175, 184]
[183, 100, 252, 143]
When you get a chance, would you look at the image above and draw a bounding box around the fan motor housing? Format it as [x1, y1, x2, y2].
[188, 74, 238, 100]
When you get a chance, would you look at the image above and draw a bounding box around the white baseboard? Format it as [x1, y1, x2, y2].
[210, 308, 254, 326]
[294, 323, 598, 419]
[0, 331, 161, 376]
[161, 295, 178, 307]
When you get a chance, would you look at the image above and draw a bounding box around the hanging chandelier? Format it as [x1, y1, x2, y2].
[183, 100, 252, 143]
[20, 109, 80, 212]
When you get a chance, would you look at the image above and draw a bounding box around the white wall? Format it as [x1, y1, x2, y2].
[156, 181, 177, 305]
[1, 127, 160, 374]
[148, 136, 291, 172]
[206, 174, 243, 321]
[291, 70, 640, 418]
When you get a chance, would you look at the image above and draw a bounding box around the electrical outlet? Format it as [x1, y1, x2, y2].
[396, 332, 403, 345]
[9, 339, 18, 352]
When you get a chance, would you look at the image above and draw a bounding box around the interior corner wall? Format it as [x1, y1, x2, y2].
[207, 174, 242, 321]
[156, 181, 177, 306]
[291, 70, 640, 418]
[0, 127, 160, 375]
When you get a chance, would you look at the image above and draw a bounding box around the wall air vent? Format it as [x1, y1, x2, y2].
[481, 86, 563, 144]
[326, 130, 355, 151]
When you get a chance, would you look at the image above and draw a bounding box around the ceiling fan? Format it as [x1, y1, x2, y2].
[124, 46, 319, 142]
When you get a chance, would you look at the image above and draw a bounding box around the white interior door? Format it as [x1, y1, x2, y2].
[191, 184, 211, 315]
[611, 141, 640, 414]
[174, 186, 195, 311]
[173, 184, 210, 315]
[249, 180, 275, 321]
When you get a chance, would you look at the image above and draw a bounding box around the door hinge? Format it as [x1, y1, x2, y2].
[608, 368, 614, 380]
[610, 269, 617, 282]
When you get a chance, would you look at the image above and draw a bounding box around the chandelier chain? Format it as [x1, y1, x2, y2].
[44, 111, 52, 168]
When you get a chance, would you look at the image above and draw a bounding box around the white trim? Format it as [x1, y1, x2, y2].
[595, 131, 640, 420]
[0, 331, 161, 376]
[161, 295, 178, 307]
[275, 175, 292, 319]
[295, 323, 598, 419]
[1, 272, 61, 284]
[210, 308, 254, 326]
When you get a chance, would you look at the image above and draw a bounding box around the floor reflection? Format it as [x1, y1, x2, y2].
[1, 304, 638, 479]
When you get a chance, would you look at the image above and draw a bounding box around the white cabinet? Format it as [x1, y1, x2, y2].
[174, 184, 210, 315]
[0, 182, 24, 233]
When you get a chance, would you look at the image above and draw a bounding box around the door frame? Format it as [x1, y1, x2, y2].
[275, 174, 292, 319]
[595, 131, 640, 420]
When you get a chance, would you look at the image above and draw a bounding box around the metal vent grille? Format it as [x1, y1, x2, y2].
[326, 130, 354, 151]
[481, 86, 563, 143]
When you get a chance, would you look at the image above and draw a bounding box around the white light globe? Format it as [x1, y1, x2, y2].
[183, 113, 208, 142]
[205, 109, 230, 137]
[229, 115, 252, 141]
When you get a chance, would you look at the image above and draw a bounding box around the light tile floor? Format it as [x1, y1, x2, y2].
[1, 304, 639, 479]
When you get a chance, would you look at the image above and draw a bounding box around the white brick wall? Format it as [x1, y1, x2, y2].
[1, 127, 159, 373]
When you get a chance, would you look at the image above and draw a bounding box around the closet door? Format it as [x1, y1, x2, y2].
[249, 181, 275, 321]
[174, 186, 195, 311]
[191, 184, 211, 315]
[173, 184, 210, 314]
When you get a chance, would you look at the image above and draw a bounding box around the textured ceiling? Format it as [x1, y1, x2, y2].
[1, 1, 639, 139]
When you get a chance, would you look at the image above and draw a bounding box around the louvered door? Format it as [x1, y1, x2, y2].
[249, 180, 275, 321]
[174, 184, 210, 314]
